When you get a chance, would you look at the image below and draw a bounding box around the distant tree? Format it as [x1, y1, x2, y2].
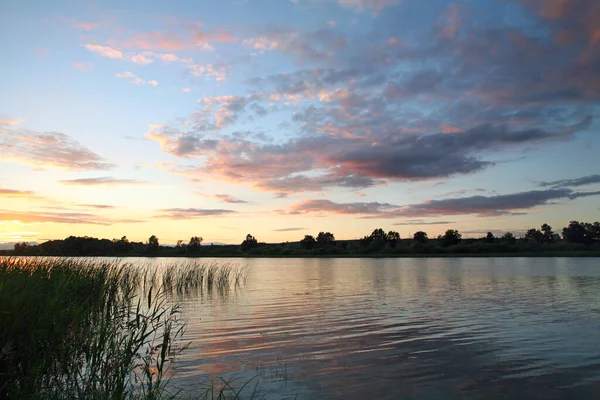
[316, 232, 335, 246]
[369, 237, 386, 251]
[185, 236, 204, 253]
[441, 229, 462, 247]
[114, 236, 133, 253]
[188, 236, 203, 248]
[413, 231, 428, 244]
[484, 232, 495, 243]
[370, 229, 387, 241]
[300, 235, 317, 250]
[387, 231, 400, 247]
[562, 221, 599, 244]
[14, 242, 30, 255]
[361, 228, 394, 248]
[525, 228, 543, 243]
[541, 223, 555, 243]
[501, 232, 516, 244]
[148, 235, 159, 248]
[241, 234, 258, 251]
[590, 222, 600, 241]
[176, 240, 184, 248]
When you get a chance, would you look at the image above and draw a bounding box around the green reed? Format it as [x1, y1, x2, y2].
[0, 257, 247, 399]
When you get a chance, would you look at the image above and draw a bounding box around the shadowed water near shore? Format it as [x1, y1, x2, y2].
[141, 257, 600, 399]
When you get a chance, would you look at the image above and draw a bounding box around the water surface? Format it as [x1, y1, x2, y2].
[140, 257, 600, 399]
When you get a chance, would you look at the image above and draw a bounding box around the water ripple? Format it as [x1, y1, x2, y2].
[153, 257, 600, 399]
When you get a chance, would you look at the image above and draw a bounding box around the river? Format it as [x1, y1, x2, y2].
[131, 257, 600, 399]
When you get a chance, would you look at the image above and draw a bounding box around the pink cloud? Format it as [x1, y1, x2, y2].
[84, 44, 123, 59]
[73, 62, 93, 71]
[0, 126, 113, 170]
[0, 188, 36, 198]
[122, 32, 188, 51]
[130, 53, 154, 64]
[115, 71, 145, 85]
[0, 118, 23, 126]
[75, 22, 99, 31]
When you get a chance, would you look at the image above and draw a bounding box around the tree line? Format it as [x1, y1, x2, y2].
[6, 220, 599, 257]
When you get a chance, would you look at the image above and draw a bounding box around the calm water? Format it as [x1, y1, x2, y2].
[141, 257, 600, 399]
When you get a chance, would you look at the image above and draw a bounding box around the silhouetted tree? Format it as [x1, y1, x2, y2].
[589, 222, 600, 241]
[525, 228, 543, 243]
[13, 242, 30, 255]
[360, 228, 390, 248]
[188, 236, 203, 248]
[501, 232, 516, 244]
[148, 235, 159, 248]
[541, 223, 556, 243]
[114, 236, 133, 253]
[413, 231, 428, 244]
[387, 231, 400, 247]
[176, 240, 184, 248]
[316, 232, 335, 246]
[484, 232, 495, 243]
[241, 234, 258, 251]
[441, 229, 462, 247]
[186, 236, 203, 254]
[370, 229, 387, 240]
[562, 221, 600, 244]
[300, 235, 316, 250]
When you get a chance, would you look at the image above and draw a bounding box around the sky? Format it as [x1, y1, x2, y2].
[0, 0, 599, 246]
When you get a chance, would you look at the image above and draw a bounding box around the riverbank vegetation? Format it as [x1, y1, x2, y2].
[0, 258, 246, 399]
[4, 221, 599, 258]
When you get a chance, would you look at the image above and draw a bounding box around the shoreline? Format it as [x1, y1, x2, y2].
[8, 251, 600, 259]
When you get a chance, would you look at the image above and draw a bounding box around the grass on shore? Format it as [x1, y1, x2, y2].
[0, 257, 247, 400]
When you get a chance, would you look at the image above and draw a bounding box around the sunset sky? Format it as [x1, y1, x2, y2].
[1, 0, 599, 246]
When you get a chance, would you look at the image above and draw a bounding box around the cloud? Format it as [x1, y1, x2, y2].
[84, 44, 182, 67]
[84, 44, 123, 59]
[121, 32, 189, 51]
[393, 220, 456, 226]
[58, 177, 147, 186]
[255, 173, 379, 194]
[148, 114, 591, 194]
[389, 188, 600, 218]
[0, 118, 23, 127]
[115, 71, 146, 85]
[0, 126, 112, 170]
[284, 188, 600, 218]
[273, 227, 307, 232]
[156, 208, 237, 219]
[338, 0, 399, 13]
[243, 27, 347, 62]
[75, 22, 98, 31]
[286, 199, 397, 215]
[129, 51, 180, 65]
[116, 25, 236, 52]
[77, 204, 117, 209]
[0, 188, 36, 198]
[148, 80, 159, 86]
[145, 2, 597, 197]
[130, 53, 154, 65]
[73, 62, 93, 71]
[0, 210, 111, 225]
[214, 194, 248, 203]
[539, 174, 600, 188]
[188, 63, 229, 81]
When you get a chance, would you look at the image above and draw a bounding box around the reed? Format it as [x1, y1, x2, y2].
[0, 257, 247, 399]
